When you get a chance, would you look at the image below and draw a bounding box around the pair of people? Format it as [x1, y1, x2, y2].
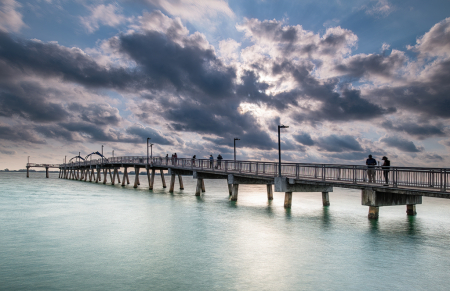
[366, 155, 390, 185]
[208, 154, 223, 168]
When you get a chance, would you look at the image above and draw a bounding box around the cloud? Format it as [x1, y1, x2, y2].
[237, 18, 357, 59]
[335, 49, 406, 80]
[293, 133, 314, 146]
[125, 124, 174, 145]
[80, 3, 127, 33]
[381, 136, 422, 152]
[409, 17, 450, 58]
[0, 124, 45, 144]
[315, 134, 363, 152]
[0, 81, 69, 122]
[424, 153, 444, 161]
[0, 0, 26, 33]
[381, 120, 446, 139]
[363, 0, 395, 17]
[141, 0, 235, 23]
[68, 103, 122, 126]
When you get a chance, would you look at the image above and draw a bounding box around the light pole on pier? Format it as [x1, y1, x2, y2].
[101, 145, 104, 164]
[27, 156, 30, 165]
[147, 138, 151, 169]
[112, 150, 114, 158]
[234, 138, 240, 163]
[65, 156, 66, 164]
[150, 143, 154, 162]
[278, 125, 289, 177]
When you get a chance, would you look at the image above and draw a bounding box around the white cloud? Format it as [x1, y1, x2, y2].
[0, 0, 26, 33]
[408, 17, 450, 59]
[142, 0, 235, 23]
[364, 0, 395, 17]
[80, 3, 127, 33]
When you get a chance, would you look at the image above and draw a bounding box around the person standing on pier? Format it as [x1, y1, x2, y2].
[382, 156, 390, 186]
[366, 154, 377, 183]
[192, 155, 196, 167]
[217, 154, 223, 169]
[209, 155, 213, 168]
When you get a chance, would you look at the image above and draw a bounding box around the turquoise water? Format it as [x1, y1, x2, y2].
[1, 172, 450, 290]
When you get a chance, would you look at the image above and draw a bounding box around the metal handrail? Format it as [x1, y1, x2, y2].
[31, 156, 449, 192]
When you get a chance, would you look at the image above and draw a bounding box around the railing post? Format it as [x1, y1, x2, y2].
[393, 168, 397, 187]
[225, 161, 228, 173]
[295, 164, 299, 179]
[263, 163, 266, 174]
[353, 166, 357, 184]
[322, 165, 325, 181]
[255, 162, 258, 175]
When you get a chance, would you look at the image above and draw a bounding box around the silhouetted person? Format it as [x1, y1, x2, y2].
[366, 154, 377, 183]
[209, 155, 213, 168]
[382, 156, 390, 185]
[217, 154, 223, 168]
[165, 154, 169, 165]
[192, 155, 196, 167]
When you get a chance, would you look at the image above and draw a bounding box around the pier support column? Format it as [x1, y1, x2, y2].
[89, 169, 93, 182]
[26, 166, 30, 178]
[149, 169, 155, 190]
[160, 170, 166, 188]
[134, 167, 140, 188]
[103, 169, 107, 184]
[228, 184, 233, 196]
[202, 179, 206, 192]
[195, 178, 203, 196]
[122, 168, 128, 186]
[267, 184, 273, 200]
[322, 192, 330, 206]
[84, 169, 88, 181]
[178, 175, 184, 190]
[111, 169, 116, 185]
[116, 169, 121, 184]
[109, 169, 113, 183]
[96, 169, 100, 183]
[368, 206, 379, 219]
[169, 174, 175, 192]
[230, 184, 239, 201]
[406, 204, 417, 216]
[284, 192, 293, 208]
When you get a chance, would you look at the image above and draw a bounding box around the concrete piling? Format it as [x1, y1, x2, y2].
[267, 184, 273, 200]
[122, 167, 128, 186]
[406, 204, 417, 216]
[169, 174, 175, 192]
[201, 179, 206, 192]
[228, 184, 233, 196]
[149, 169, 155, 190]
[322, 192, 330, 206]
[178, 175, 184, 190]
[134, 167, 140, 188]
[45, 167, 49, 178]
[195, 178, 203, 196]
[160, 170, 166, 188]
[230, 184, 239, 201]
[284, 192, 293, 208]
[368, 206, 379, 219]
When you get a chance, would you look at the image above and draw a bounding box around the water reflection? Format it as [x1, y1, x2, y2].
[322, 207, 331, 229]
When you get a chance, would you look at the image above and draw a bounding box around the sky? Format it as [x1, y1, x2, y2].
[0, 0, 450, 170]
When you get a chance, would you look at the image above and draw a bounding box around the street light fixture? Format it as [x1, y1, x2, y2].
[27, 156, 30, 165]
[278, 125, 289, 177]
[150, 143, 154, 164]
[101, 145, 104, 164]
[234, 138, 240, 163]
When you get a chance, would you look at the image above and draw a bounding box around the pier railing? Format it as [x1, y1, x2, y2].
[45, 156, 449, 192]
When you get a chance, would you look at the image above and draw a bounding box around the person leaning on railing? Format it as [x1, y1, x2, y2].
[382, 156, 390, 186]
[366, 154, 377, 183]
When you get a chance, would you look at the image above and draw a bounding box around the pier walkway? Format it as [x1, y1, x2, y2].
[27, 156, 449, 219]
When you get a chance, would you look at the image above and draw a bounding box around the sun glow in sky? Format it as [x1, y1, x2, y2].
[0, 0, 450, 169]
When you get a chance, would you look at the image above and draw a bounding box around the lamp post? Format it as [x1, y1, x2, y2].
[65, 155, 66, 164]
[147, 138, 151, 169]
[27, 156, 30, 165]
[234, 138, 240, 163]
[101, 145, 104, 164]
[278, 125, 289, 177]
[150, 143, 154, 162]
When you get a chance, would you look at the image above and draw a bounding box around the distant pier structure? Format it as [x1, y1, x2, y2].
[27, 156, 449, 219]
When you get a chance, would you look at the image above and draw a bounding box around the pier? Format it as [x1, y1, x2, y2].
[27, 156, 449, 219]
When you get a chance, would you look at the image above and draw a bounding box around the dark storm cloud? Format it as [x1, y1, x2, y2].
[0, 31, 135, 89]
[315, 134, 363, 152]
[335, 51, 405, 78]
[381, 120, 446, 139]
[327, 151, 381, 161]
[381, 136, 422, 152]
[117, 30, 235, 97]
[125, 125, 173, 145]
[34, 124, 79, 141]
[0, 81, 69, 122]
[0, 124, 45, 143]
[424, 153, 444, 161]
[293, 133, 314, 146]
[68, 103, 122, 126]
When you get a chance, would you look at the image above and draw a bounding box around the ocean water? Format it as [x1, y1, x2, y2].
[1, 172, 450, 290]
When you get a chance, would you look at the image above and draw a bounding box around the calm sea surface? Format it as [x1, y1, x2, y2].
[1, 172, 450, 290]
